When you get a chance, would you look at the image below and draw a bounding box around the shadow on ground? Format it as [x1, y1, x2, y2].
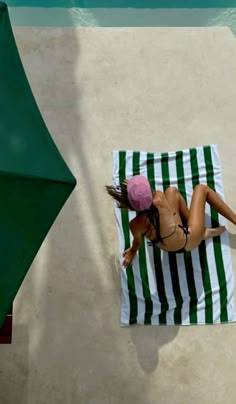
[0, 325, 28, 404]
[0, 22, 180, 404]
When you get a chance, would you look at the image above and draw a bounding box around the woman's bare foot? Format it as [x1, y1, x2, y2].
[204, 226, 226, 240]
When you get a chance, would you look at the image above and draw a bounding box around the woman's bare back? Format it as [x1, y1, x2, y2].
[131, 190, 187, 252]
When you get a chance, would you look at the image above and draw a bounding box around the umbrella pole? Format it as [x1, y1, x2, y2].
[0, 306, 13, 344]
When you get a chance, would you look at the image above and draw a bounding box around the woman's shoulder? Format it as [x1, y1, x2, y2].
[129, 213, 147, 232]
[152, 190, 165, 208]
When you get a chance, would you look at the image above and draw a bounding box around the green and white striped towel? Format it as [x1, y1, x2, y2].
[112, 145, 235, 326]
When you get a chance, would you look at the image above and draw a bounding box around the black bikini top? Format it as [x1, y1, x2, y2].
[140, 207, 189, 246]
[139, 206, 168, 244]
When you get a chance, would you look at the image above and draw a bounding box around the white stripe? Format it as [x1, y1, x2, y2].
[161, 251, 175, 325]
[115, 208, 130, 325]
[112, 151, 120, 187]
[167, 151, 178, 187]
[198, 146, 223, 322]
[220, 231, 235, 321]
[168, 151, 191, 324]
[152, 152, 167, 323]
[211, 145, 235, 321]
[125, 150, 134, 180]
[182, 149, 198, 323]
[126, 151, 146, 324]
[140, 151, 161, 325]
[194, 147, 216, 323]
[157, 152, 176, 324]
[145, 245, 161, 325]
[153, 152, 164, 191]
[112, 151, 130, 325]
[167, 152, 181, 323]
[182, 148, 193, 207]
[139, 151, 148, 177]
[176, 253, 190, 325]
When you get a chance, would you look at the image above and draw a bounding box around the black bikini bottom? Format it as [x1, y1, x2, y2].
[174, 224, 189, 254]
[148, 224, 189, 254]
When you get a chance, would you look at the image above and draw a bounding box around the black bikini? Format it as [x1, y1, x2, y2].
[173, 224, 189, 254]
[141, 211, 189, 253]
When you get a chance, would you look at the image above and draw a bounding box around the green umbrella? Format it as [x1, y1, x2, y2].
[0, 2, 77, 327]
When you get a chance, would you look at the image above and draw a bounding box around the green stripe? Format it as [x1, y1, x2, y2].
[190, 148, 213, 323]
[203, 145, 228, 322]
[161, 152, 184, 324]
[147, 152, 168, 324]
[169, 149, 197, 323]
[175, 151, 192, 323]
[176, 149, 199, 324]
[132, 152, 140, 177]
[119, 151, 137, 324]
[198, 241, 213, 322]
[184, 252, 199, 323]
[161, 153, 170, 189]
[132, 152, 153, 324]
[176, 150, 188, 203]
[153, 245, 168, 324]
[138, 244, 153, 324]
[147, 152, 155, 190]
[168, 252, 183, 324]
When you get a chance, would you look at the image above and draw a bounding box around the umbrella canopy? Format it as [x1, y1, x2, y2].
[0, 2, 77, 327]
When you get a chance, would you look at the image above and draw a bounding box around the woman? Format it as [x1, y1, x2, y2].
[106, 175, 236, 267]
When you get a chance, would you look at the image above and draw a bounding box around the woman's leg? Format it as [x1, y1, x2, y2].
[164, 187, 190, 224]
[187, 184, 236, 249]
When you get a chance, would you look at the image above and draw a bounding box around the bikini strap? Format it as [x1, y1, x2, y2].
[178, 224, 190, 235]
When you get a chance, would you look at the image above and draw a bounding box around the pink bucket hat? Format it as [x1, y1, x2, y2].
[127, 175, 153, 211]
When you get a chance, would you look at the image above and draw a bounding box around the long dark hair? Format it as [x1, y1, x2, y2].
[106, 183, 163, 243]
[105, 183, 135, 210]
[145, 204, 163, 244]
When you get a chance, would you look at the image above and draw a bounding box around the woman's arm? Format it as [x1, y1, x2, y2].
[122, 222, 142, 267]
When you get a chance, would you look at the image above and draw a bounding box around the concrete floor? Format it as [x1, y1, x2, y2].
[1, 26, 236, 403]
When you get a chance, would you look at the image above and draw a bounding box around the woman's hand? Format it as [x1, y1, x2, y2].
[122, 247, 136, 267]
[122, 224, 142, 267]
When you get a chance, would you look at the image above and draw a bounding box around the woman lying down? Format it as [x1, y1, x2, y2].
[106, 175, 235, 267]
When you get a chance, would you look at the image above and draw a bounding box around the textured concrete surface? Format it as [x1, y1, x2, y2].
[1, 26, 236, 404]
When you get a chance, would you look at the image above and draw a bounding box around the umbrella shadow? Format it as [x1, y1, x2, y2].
[12, 23, 169, 403]
[130, 324, 179, 374]
[112, 255, 179, 374]
[0, 324, 28, 404]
